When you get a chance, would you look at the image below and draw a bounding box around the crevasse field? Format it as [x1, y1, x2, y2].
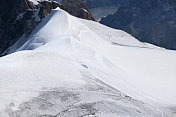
[0, 8, 176, 117]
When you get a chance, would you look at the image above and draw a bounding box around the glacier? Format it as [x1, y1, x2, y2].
[0, 8, 176, 117]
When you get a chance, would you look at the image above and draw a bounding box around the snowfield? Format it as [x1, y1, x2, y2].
[29, 0, 62, 5]
[0, 8, 176, 117]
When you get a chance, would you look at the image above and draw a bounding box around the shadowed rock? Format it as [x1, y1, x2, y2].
[61, 0, 94, 20]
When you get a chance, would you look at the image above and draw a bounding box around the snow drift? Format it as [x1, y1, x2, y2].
[0, 8, 176, 116]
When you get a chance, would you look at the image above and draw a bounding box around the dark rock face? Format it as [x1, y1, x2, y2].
[0, 0, 43, 55]
[0, 0, 21, 54]
[39, 1, 61, 19]
[21, 0, 41, 12]
[100, 0, 176, 50]
[61, 0, 94, 20]
[0, 0, 94, 55]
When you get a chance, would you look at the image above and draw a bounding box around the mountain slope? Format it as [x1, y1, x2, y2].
[100, 0, 176, 50]
[81, 0, 120, 21]
[0, 8, 176, 116]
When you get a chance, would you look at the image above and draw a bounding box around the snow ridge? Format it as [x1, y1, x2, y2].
[0, 8, 176, 116]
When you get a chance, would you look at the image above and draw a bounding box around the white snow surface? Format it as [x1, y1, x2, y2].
[0, 8, 176, 116]
[29, 0, 62, 5]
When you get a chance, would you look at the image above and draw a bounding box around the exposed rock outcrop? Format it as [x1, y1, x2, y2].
[61, 0, 94, 20]
[39, 1, 61, 19]
[21, 0, 41, 12]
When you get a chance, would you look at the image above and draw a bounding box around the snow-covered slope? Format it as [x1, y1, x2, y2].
[29, 0, 62, 5]
[0, 8, 176, 116]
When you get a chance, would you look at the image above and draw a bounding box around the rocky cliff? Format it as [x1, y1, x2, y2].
[100, 0, 176, 50]
[61, 0, 94, 20]
[0, 0, 94, 55]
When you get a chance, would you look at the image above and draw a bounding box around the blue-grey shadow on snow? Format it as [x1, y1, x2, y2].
[17, 10, 58, 51]
[112, 42, 155, 49]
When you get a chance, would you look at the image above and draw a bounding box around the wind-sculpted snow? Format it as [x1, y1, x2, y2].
[29, 0, 62, 5]
[0, 8, 176, 116]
